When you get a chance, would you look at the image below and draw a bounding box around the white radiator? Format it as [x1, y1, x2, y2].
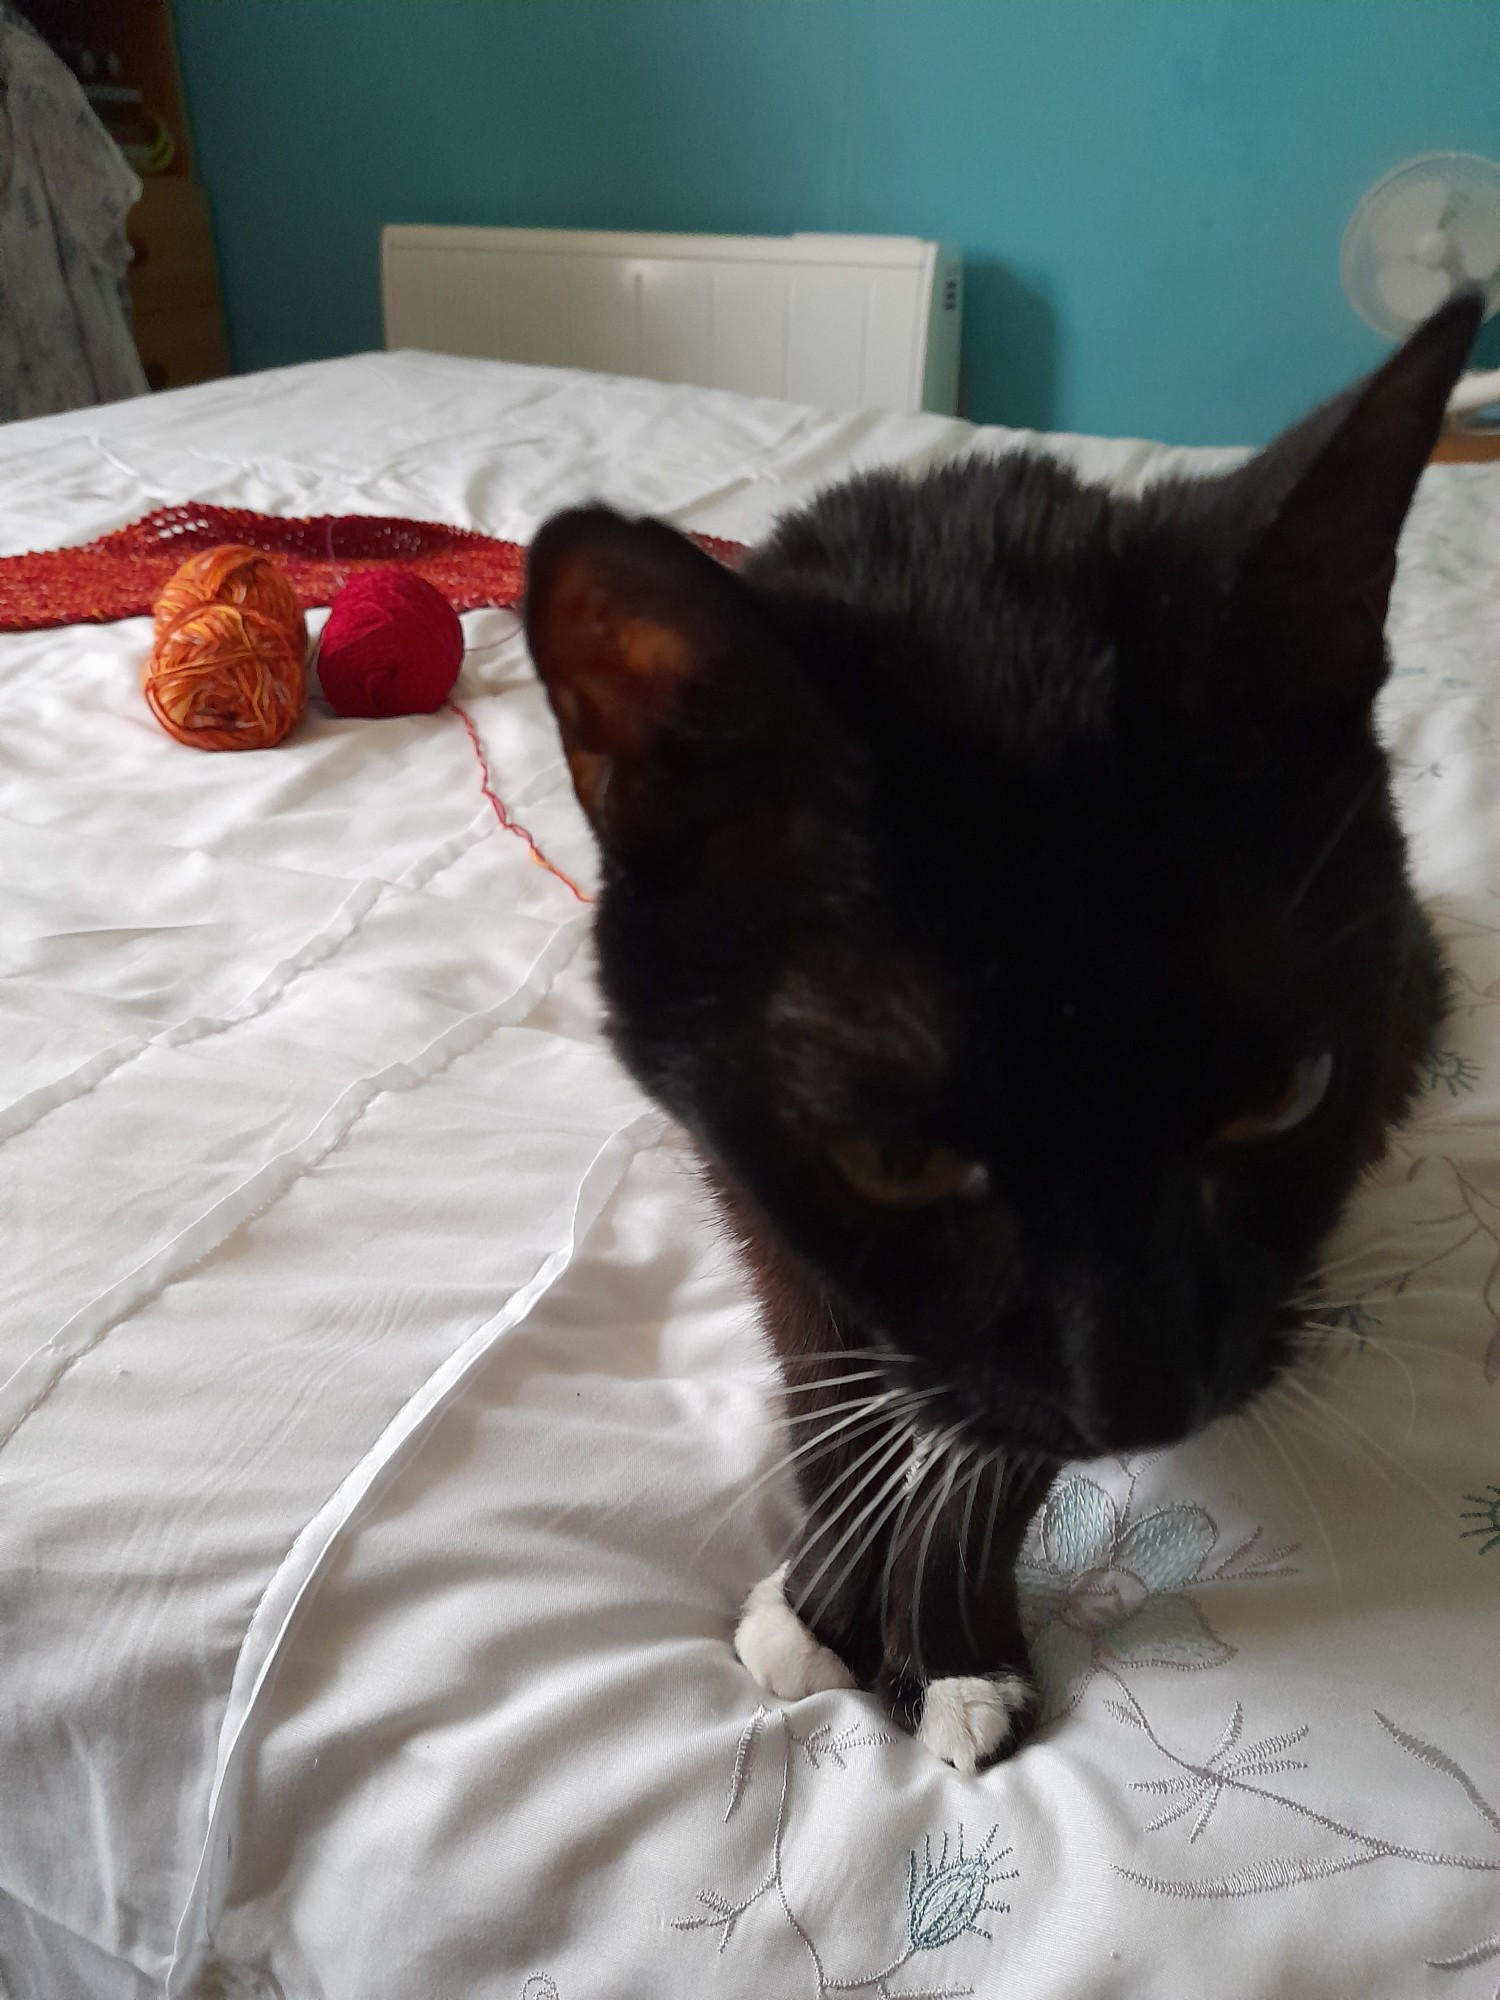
[380, 226, 962, 416]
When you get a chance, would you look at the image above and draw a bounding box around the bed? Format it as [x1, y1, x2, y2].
[1, 350, 1497, 2000]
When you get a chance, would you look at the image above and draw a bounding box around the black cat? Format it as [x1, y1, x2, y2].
[524, 291, 1481, 1770]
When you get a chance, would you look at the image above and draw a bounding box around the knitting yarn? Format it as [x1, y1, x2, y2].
[144, 544, 308, 751]
[152, 543, 307, 653]
[144, 601, 307, 751]
[316, 568, 463, 719]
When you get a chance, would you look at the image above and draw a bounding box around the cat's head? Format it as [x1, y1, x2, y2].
[525, 293, 1480, 1461]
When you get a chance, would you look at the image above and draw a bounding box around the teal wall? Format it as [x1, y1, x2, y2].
[171, 0, 1500, 445]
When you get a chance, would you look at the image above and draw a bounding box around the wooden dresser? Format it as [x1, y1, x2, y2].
[128, 172, 230, 392]
[28, 0, 229, 392]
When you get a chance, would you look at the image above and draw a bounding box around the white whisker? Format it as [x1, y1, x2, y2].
[791, 1394, 937, 1582]
[796, 1419, 925, 1626]
[1282, 1371, 1451, 1513]
[1283, 772, 1381, 915]
[685, 1391, 899, 1568]
[977, 1453, 1008, 1591]
[773, 1369, 893, 1397]
[1250, 1402, 1345, 1612]
[908, 1434, 966, 1683]
[810, 1449, 930, 1644]
[955, 1447, 990, 1653]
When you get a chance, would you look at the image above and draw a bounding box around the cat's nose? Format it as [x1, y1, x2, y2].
[1070, 1338, 1208, 1454]
[1051, 1264, 1201, 1451]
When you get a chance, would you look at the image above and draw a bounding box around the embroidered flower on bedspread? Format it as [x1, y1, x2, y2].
[1112, 1686, 1500, 1992]
[1017, 1474, 1295, 1722]
[1461, 1484, 1500, 1554]
[1420, 1045, 1483, 1096]
[676, 1708, 1013, 1996]
[906, 1824, 1016, 1950]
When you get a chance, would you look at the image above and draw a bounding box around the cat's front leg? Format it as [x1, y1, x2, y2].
[733, 1405, 906, 1700]
[734, 1420, 1055, 1772]
[876, 1454, 1056, 1773]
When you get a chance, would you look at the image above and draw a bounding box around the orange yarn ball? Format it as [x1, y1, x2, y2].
[152, 544, 307, 653]
[145, 545, 308, 751]
[143, 602, 307, 751]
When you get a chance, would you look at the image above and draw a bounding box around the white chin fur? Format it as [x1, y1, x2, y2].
[917, 1673, 1033, 1774]
[733, 1564, 857, 1699]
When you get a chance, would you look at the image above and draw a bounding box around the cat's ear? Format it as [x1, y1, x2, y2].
[525, 506, 793, 857]
[1226, 287, 1482, 711]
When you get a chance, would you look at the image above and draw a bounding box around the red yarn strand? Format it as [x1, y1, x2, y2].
[451, 700, 591, 905]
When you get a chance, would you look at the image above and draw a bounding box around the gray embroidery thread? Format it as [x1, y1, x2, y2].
[1461, 1485, 1500, 1555]
[1336, 1143, 1500, 1387]
[675, 1708, 1010, 1998]
[1110, 1679, 1500, 1992]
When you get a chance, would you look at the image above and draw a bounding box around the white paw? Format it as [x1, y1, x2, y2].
[917, 1673, 1033, 1774]
[733, 1564, 857, 1700]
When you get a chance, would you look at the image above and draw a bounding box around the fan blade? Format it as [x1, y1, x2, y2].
[1370, 178, 1449, 259]
[1450, 200, 1500, 281]
[1377, 258, 1452, 323]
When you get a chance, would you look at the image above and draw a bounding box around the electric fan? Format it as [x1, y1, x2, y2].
[1342, 152, 1500, 338]
[1342, 153, 1500, 436]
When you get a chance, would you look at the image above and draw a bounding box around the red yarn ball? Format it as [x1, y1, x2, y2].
[316, 568, 463, 718]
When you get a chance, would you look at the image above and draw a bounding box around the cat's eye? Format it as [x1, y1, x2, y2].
[1215, 1051, 1334, 1146]
[825, 1133, 988, 1208]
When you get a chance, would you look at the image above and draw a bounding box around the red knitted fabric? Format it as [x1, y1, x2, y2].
[0, 503, 746, 633]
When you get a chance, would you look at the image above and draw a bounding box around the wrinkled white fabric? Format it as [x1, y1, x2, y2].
[0, 354, 1495, 2000]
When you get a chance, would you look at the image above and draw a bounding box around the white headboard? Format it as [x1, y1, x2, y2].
[381, 226, 962, 416]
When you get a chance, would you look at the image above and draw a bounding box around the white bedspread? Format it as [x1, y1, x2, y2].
[1, 354, 1496, 2000]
